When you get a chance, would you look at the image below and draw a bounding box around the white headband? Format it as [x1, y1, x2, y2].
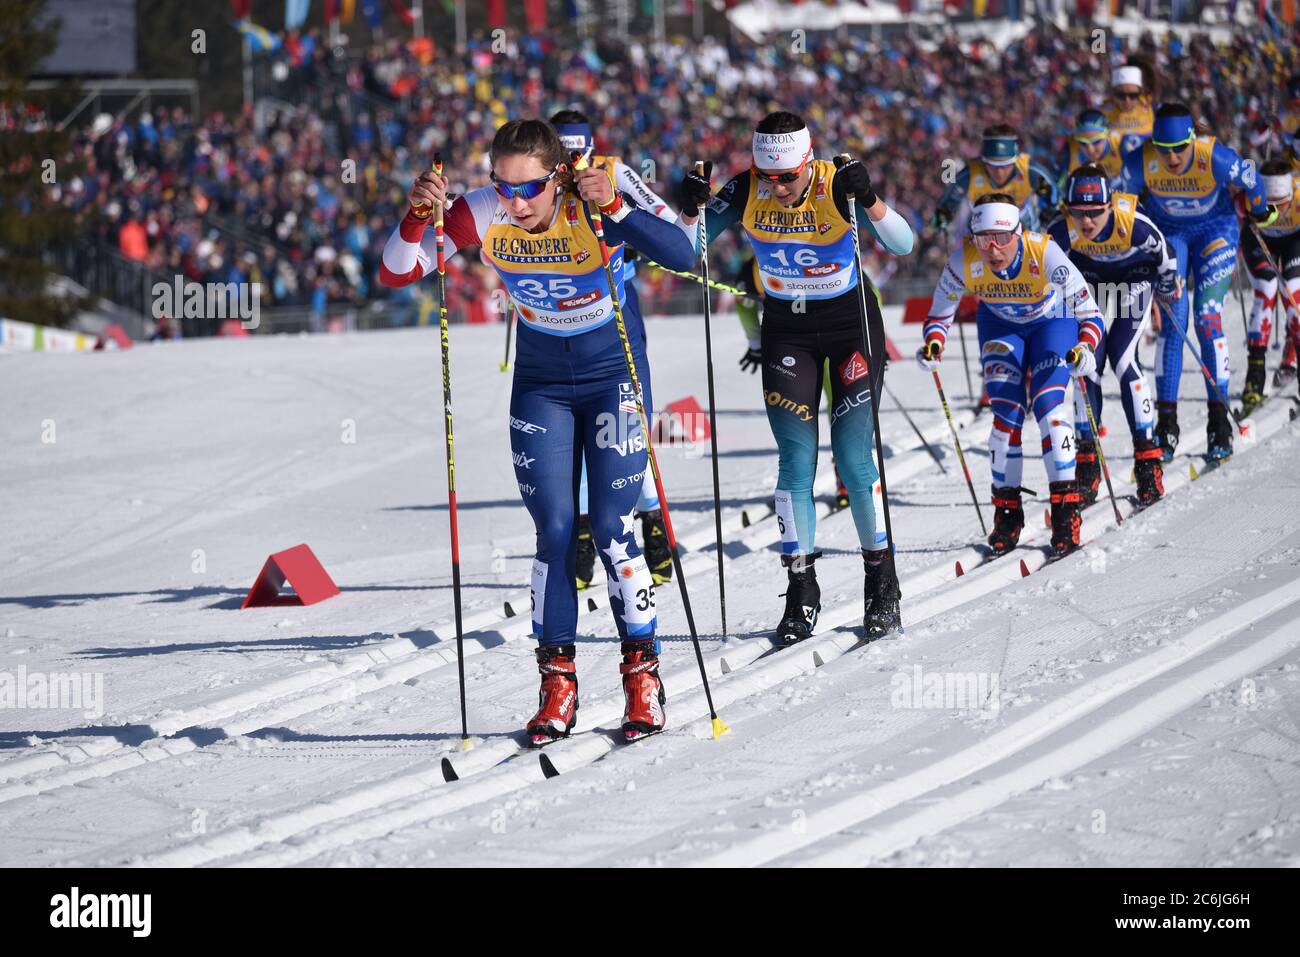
[970, 202, 1021, 234]
[1264, 173, 1294, 204]
[1111, 65, 1144, 89]
[753, 128, 812, 172]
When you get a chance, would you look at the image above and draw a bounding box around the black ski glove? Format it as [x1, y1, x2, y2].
[739, 347, 762, 373]
[677, 162, 713, 213]
[832, 155, 878, 208]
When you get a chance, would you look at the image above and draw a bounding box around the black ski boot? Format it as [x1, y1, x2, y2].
[1155, 401, 1180, 462]
[1241, 345, 1267, 415]
[1075, 438, 1101, 507]
[988, 486, 1025, 555]
[862, 549, 902, 641]
[1133, 437, 1165, 506]
[1206, 401, 1233, 462]
[638, 508, 673, 586]
[575, 514, 596, 590]
[776, 553, 821, 646]
[1049, 480, 1083, 557]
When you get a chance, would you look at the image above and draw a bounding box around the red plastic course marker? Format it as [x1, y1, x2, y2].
[955, 560, 964, 578]
[1019, 559, 1031, 578]
[654, 396, 710, 444]
[241, 543, 340, 609]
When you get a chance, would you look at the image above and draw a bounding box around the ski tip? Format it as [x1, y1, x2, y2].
[955, 560, 964, 578]
[539, 752, 561, 779]
[1044, 508, 1051, 529]
[460, 737, 472, 752]
[1189, 462, 1199, 481]
[586, 597, 598, 612]
[720, 657, 732, 674]
[503, 601, 515, 618]
[1019, 558, 1031, 578]
[1128, 468, 1136, 483]
[440, 756, 459, 783]
[812, 650, 826, 667]
[741, 511, 752, 528]
[710, 716, 730, 740]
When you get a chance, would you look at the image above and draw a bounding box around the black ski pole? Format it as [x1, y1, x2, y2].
[836, 154, 898, 571]
[693, 160, 728, 637]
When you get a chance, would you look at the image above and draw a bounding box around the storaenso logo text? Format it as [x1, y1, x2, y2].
[50, 887, 151, 937]
[152, 275, 261, 330]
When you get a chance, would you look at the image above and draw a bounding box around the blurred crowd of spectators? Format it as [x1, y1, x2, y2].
[29, 18, 1300, 330]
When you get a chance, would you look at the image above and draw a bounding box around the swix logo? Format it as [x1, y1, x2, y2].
[558, 290, 599, 310]
[1028, 258, 1040, 277]
[565, 200, 579, 226]
[803, 262, 840, 277]
[512, 451, 535, 470]
[994, 218, 1013, 228]
[838, 351, 870, 385]
[815, 180, 826, 200]
[1197, 155, 1207, 171]
[510, 416, 548, 434]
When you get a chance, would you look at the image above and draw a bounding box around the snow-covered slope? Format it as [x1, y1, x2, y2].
[2, 303, 1298, 867]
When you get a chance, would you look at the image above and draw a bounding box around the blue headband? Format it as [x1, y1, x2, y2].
[1074, 110, 1109, 139]
[1151, 114, 1195, 148]
[554, 122, 593, 155]
[1065, 174, 1110, 208]
[981, 135, 1019, 166]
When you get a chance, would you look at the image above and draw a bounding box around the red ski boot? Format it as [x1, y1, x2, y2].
[619, 640, 666, 741]
[526, 644, 578, 747]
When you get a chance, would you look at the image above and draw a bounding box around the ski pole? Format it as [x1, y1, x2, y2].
[1075, 371, 1122, 526]
[1247, 219, 1300, 335]
[1156, 296, 1252, 437]
[499, 299, 515, 372]
[575, 155, 727, 739]
[415, 153, 471, 751]
[837, 155, 898, 571]
[938, 220, 976, 403]
[883, 379, 947, 475]
[644, 261, 758, 302]
[957, 308, 975, 402]
[1233, 251, 1250, 352]
[694, 160, 728, 637]
[930, 365, 988, 536]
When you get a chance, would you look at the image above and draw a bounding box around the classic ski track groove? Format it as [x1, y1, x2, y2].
[135, 399, 1296, 867]
[769, 602, 1300, 867]
[0, 405, 979, 802]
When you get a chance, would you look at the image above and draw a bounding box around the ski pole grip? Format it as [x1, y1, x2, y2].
[411, 151, 443, 220]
